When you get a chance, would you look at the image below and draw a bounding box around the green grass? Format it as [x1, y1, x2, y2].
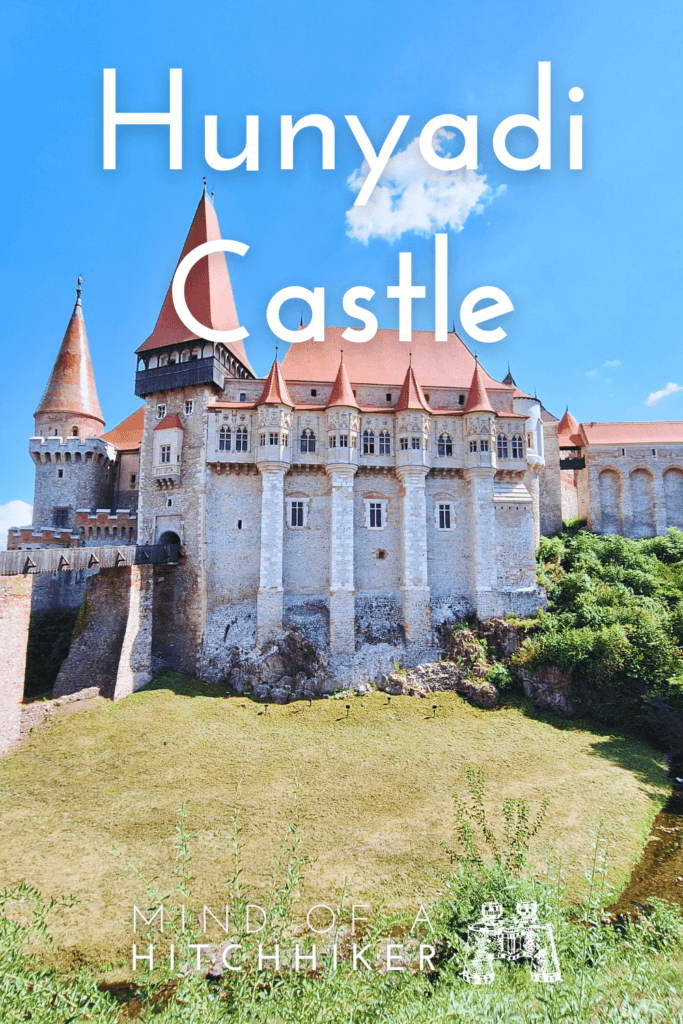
[0, 674, 667, 965]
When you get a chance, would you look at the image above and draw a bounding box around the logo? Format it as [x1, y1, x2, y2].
[463, 901, 561, 984]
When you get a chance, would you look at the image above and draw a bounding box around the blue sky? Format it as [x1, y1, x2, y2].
[1, 0, 682, 507]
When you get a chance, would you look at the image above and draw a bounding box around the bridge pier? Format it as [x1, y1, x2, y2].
[0, 576, 33, 754]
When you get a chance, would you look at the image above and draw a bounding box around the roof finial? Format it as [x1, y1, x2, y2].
[275, 344, 279, 362]
[409, 351, 412, 366]
[340, 347, 344, 362]
[76, 274, 83, 306]
[202, 176, 207, 193]
[452, 321, 456, 334]
[299, 313, 303, 328]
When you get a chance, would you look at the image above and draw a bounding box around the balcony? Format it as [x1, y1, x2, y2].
[135, 356, 224, 397]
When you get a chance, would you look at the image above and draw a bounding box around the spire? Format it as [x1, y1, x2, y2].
[558, 407, 581, 444]
[34, 279, 105, 432]
[463, 360, 494, 413]
[396, 362, 430, 412]
[502, 363, 517, 387]
[327, 352, 358, 408]
[137, 190, 255, 375]
[257, 359, 293, 406]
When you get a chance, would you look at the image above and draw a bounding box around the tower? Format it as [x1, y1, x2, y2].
[30, 280, 114, 532]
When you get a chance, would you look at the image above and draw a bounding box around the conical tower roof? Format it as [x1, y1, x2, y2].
[35, 282, 105, 428]
[463, 360, 494, 414]
[502, 365, 517, 387]
[257, 359, 293, 406]
[327, 353, 358, 408]
[136, 189, 255, 375]
[396, 362, 430, 411]
[558, 407, 582, 445]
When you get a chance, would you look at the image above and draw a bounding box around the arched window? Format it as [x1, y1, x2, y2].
[300, 429, 316, 453]
[74, 451, 81, 462]
[363, 429, 375, 455]
[235, 426, 248, 452]
[511, 435, 524, 458]
[219, 426, 231, 451]
[437, 433, 453, 457]
[379, 430, 391, 455]
[72, 426, 79, 436]
[497, 434, 508, 459]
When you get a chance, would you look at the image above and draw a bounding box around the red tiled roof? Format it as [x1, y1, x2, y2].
[154, 413, 184, 431]
[35, 294, 105, 427]
[580, 421, 683, 446]
[396, 363, 430, 411]
[136, 192, 255, 375]
[327, 355, 359, 408]
[102, 407, 145, 450]
[281, 328, 503, 389]
[463, 361, 494, 414]
[257, 360, 294, 406]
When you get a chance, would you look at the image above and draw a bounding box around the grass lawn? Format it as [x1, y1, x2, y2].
[0, 673, 669, 966]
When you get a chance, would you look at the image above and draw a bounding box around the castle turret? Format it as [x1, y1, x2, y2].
[34, 278, 105, 440]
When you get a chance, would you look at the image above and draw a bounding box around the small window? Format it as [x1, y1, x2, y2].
[329, 435, 337, 448]
[652, 449, 657, 458]
[259, 433, 266, 446]
[377, 549, 387, 560]
[239, 393, 246, 403]
[300, 429, 316, 453]
[363, 429, 375, 455]
[379, 430, 391, 455]
[369, 502, 382, 528]
[311, 389, 317, 397]
[458, 395, 465, 406]
[160, 445, 171, 464]
[386, 393, 392, 402]
[621, 448, 625, 456]
[282, 432, 289, 447]
[527, 433, 534, 450]
[338, 434, 348, 448]
[54, 509, 69, 528]
[235, 426, 248, 452]
[130, 474, 137, 486]
[497, 435, 508, 459]
[167, 498, 173, 507]
[185, 400, 194, 415]
[72, 426, 79, 436]
[411, 437, 421, 450]
[480, 439, 489, 452]
[511, 435, 523, 458]
[438, 503, 452, 530]
[400, 437, 409, 451]
[157, 404, 166, 419]
[237, 520, 242, 530]
[219, 426, 231, 451]
[469, 440, 477, 453]
[291, 501, 305, 527]
[269, 432, 279, 446]
[57, 468, 64, 478]
[437, 433, 453, 457]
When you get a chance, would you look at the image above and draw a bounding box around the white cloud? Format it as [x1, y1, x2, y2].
[645, 382, 683, 408]
[585, 370, 598, 377]
[604, 359, 620, 367]
[345, 131, 503, 243]
[0, 500, 32, 551]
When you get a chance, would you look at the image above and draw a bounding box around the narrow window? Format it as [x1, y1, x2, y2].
[511, 435, 523, 458]
[329, 435, 337, 448]
[72, 426, 79, 436]
[282, 432, 288, 447]
[338, 434, 348, 448]
[379, 430, 391, 455]
[458, 395, 465, 406]
[269, 432, 279, 446]
[400, 437, 409, 451]
[621, 448, 625, 456]
[469, 440, 477, 453]
[527, 433, 534, 450]
[130, 474, 137, 486]
[300, 429, 316, 453]
[411, 437, 421, 450]
[652, 449, 657, 457]
[311, 388, 317, 397]
[259, 433, 266, 446]
[185, 400, 194, 415]
[237, 520, 242, 530]
[239, 393, 246, 403]
[386, 393, 392, 402]
[480, 439, 489, 452]
[57, 468, 64, 478]
[160, 445, 171, 464]
[219, 426, 231, 451]
[437, 433, 453, 457]
[438, 503, 451, 530]
[291, 501, 305, 527]
[363, 429, 375, 455]
[235, 426, 248, 452]
[156, 404, 166, 419]
[497, 434, 508, 459]
[369, 502, 382, 528]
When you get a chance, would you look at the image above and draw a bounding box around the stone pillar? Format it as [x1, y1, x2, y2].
[0, 575, 33, 755]
[327, 465, 357, 653]
[527, 467, 541, 549]
[257, 465, 286, 640]
[396, 466, 432, 647]
[112, 565, 154, 700]
[620, 471, 633, 537]
[653, 470, 668, 536]
[464, 467, 499, 620]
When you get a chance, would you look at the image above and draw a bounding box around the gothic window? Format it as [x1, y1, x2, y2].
[527, 433, 534, 450]
[379, 430, 391, 455]
[497, 434, 508, 459]
[259, 433, 266, 446]
[363, 429, 375, 455]
[185, 400, 194, 415]
[411, 437, 421, 450]
[157, 404, 166, 419]
[437, 503, 452, 530]
[469, 440, 477, 453]
[329, 435, 337, 448]
[161, 445, 171, 464]
[300, 429, 316, 453]
[338, 434, 348, 448]
[511, 435, 524, 458]
[400, 437, 409, 451]
[480, 439, 489, 452]
[219, 426, 231, 451]
[437, 433, 453, 457]
[269, 432, 279, 445]
[235, 426, 248, 452]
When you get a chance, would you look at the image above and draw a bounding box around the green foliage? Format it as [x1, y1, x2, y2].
[24, 607, 79, 699]
[484, 661, 515, 692]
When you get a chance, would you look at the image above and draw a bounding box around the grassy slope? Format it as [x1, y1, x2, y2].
[0, 675, 667, 962]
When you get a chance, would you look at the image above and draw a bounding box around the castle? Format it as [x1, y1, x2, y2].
[7, 188, 683, 694]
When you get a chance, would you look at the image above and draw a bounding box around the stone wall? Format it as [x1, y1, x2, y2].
[53, 565, 153, 699]
[0, 576, 33, 754]
[30, 436, 115, 530]
[539, 422, 563, 535]
[579, 446, 683, 537]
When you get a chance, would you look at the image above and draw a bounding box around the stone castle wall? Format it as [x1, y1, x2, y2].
[30, 436, 116, 529]
[578, 446, 683, 537]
